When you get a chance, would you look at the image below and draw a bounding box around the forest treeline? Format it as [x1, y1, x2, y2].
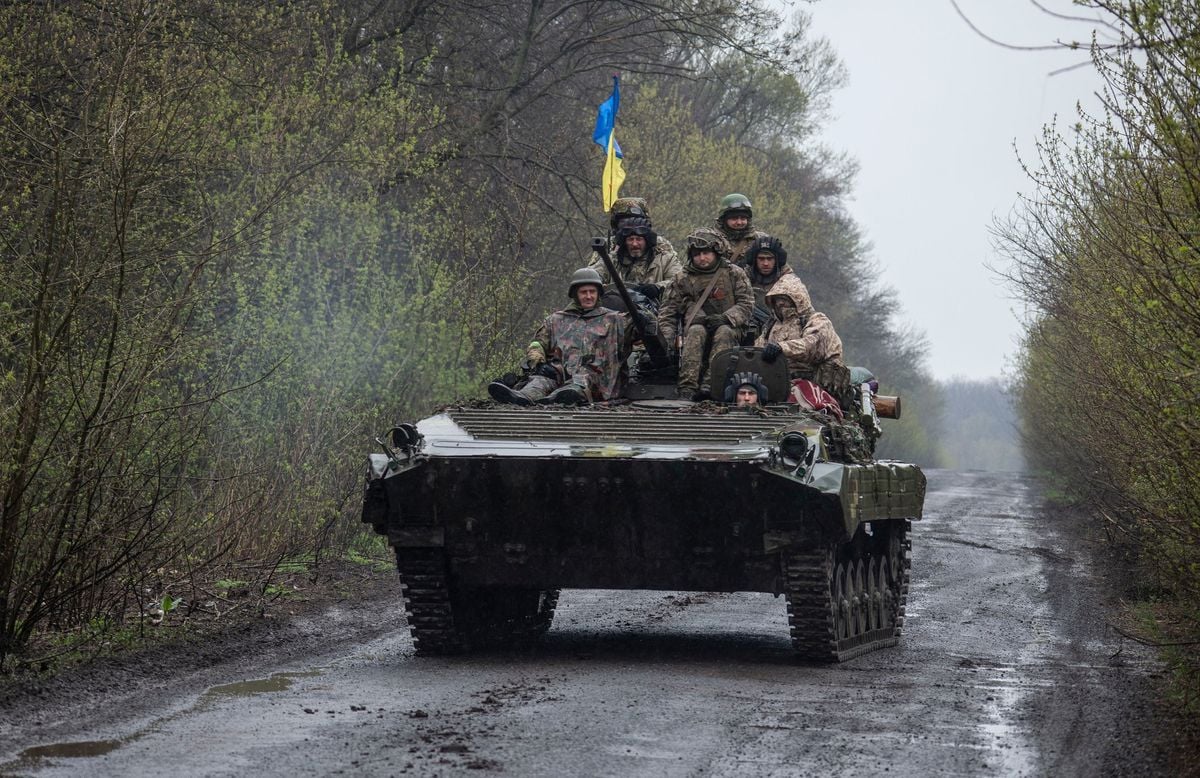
[937, 378, 1023, 473]
[1000, 1, 1200, 706]
[0, 0, 942, 664]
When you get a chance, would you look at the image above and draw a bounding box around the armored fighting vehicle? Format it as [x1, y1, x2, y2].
[361, 247, 925, 662]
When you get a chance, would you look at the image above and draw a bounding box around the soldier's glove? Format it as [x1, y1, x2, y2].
[704, 313, 728, 331]
[525, 347, 545, 366]
[535, 363, 560, 380]
[632, 283, 661, 301]
[761, 342, 783, 363]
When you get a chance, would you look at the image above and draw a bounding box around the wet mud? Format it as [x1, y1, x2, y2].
[0, 471, 1178, 776]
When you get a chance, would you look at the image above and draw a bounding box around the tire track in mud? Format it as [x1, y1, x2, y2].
[0, 470, 1172, 777]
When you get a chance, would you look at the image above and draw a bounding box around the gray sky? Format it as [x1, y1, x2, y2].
[802, 1, 1109, 381]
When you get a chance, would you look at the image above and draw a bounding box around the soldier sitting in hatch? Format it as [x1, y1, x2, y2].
[488, 268, 635, 406]
[724, 372, 768, 408]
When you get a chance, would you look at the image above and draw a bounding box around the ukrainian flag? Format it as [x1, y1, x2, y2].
[592, 76, 625, 212]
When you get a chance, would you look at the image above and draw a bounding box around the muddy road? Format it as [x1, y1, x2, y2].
[0, 470, 1172, 776]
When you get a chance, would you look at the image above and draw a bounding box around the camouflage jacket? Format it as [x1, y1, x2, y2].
[588, 238, 682, 290]
[657, 259, 754, 343]
[529, 302, 634, 401]
[754, 273, 844, 372]
[715, 219, 769, 267]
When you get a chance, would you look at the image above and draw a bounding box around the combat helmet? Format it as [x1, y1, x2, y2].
[718, 193, 753, 221]
[746, 235, 788, 283]
[567, 266, 604, 299]
[609, 197, 650, 232]
[685, 227, 731, 262]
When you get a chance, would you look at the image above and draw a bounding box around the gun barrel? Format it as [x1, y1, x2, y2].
[591, 237, 670, 368]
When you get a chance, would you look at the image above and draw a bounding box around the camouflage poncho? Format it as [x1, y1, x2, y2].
[528, 302, 634, 401]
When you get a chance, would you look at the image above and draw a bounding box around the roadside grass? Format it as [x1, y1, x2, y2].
[1127, 600, 1200, 716]
[0, 535, 395, 681]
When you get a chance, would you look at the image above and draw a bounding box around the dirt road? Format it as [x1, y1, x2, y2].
[0, 470, 1172, 776]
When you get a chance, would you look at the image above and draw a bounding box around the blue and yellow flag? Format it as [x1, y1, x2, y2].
[592, 76, 625, 212]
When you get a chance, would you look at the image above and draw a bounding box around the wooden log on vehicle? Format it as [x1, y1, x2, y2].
[874, 394, 900, 419]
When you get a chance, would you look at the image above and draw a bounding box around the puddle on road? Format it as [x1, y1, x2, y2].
[10, 668, 325, 769]
[19, 739, 123, 759]
[205, 670, 323, 699]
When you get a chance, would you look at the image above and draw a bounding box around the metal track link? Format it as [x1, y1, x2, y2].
[894, 519, 912, 635]
[784, 521, 912, 662]
[394, 547, 466, 655]
[784, 548, 838, 662]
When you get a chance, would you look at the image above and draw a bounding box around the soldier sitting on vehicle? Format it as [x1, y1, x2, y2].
[714, 193, 768, 267]
[755, 273, 853, 410]
[741, 235, 803, 345]
[724, 371, 768, 407]
[743, 235, 797, 293]
[658, 228, 754, 401]
[588, 216, 682, 303]
[488, 268, 634, 406]
[588, 197, 679, 300]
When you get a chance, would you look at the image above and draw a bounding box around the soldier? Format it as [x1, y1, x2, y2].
[488, 268, 634, 406]
[588, 197, 679, 298]
[724, 371, 768, 407]
[742, 234, 802, 344]
[588, 217, 682, 301]
[744, 235, 796, 293]
[755, 273, 853, 409]
[714, 193, 768, 267]
[658, 228, 754, 400]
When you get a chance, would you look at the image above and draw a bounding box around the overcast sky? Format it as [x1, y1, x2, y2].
[801, 1, 1109, 381]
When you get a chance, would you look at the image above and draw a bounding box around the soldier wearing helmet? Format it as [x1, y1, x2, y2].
[724, 371, 769, 407]
[489, 268, 635, 406]
[588, 197, 681, 299]
[657, 228, 755, 400]
[744, 235, 795, 292]
[715, 193, 768, 267]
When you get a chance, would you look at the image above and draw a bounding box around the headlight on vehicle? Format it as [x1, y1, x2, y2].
[779, 431, 809, 465]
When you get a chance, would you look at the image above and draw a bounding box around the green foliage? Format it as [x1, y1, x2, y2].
[0, 0, 944, 663]
[1000, 0, 1200, 707]
[624, 81, 945, 465]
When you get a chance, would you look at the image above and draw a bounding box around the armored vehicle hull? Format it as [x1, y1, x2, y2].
[363, 404, 925, 661]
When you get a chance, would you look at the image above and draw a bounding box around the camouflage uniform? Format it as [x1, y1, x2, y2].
[659, 233, 754, 394]
[588, 239, 682, 291]
[716, 218, 769, 268]
[523, 301, 634, 402]
[754, 273, 851, 406]
[590, 197, 681, 293]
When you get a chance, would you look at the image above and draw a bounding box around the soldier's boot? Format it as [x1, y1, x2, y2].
[488, 382, 533, 406]
[545, 385, 587, 406]
[692, 386, 712, 402]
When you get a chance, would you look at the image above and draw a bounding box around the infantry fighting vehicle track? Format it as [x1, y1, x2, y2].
[360, 245, 925, 662]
